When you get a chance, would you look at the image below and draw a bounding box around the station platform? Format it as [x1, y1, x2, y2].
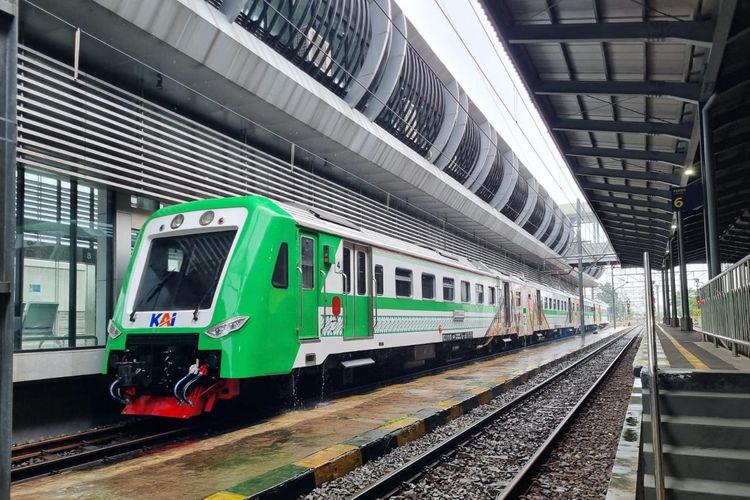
[607, 324, 750, 500]
[11, 327, 627, 500]
[654, 323, 750, 371]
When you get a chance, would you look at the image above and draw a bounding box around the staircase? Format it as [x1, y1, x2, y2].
[641, 371, 750, 500]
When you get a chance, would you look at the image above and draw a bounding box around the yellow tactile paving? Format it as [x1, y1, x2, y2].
[203, 492, 246, 500]
[294, 443, 362, 486]
[11, 328, 623, 500]
[658, 324, 710, 370]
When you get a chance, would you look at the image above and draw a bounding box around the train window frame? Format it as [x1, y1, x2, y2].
[342, 247, 351, 293]
[301, 237, 315, 290]
[460, 281, 471, 303]
[272, 242, 289, 289]
[356, 251, 367, 295]
[374, 264, 384, 296]
[395, 268, 413, 297]
[475, 284, 484, 304]
[421, 273, 436, 300]
[489, 286, 496, 305]
[443, 277, 455, 301]
[544, 297, 549, 309]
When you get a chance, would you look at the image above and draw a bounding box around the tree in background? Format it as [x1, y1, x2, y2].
[596, 283, 629, 320]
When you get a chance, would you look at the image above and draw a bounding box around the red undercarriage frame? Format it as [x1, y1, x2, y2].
[122, 379, 240, 418]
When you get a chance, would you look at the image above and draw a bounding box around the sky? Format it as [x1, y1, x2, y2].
[394, 0, 587, 210]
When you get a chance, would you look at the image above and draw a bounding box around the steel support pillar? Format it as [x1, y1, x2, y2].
[610, 264, 616, 329]
[577, 200, 585, 339]
[668, 245, 679, 327]
[698, 102, 712, 275]
[677, 212, 693, 331]
[701, 95, 721, 278]
[661, 267, 669, 324]
[0, 4, 17, 500]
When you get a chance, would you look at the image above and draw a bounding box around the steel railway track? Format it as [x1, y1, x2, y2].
[11, 327, 616, 484]
[347, 325, 641, 499]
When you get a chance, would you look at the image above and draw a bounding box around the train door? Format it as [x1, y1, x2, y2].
[502, 282, 511, 328]
[298, 233, 319, 339]
[535, 290, 542, 327]
[567, 298, 572, 323]
[342, 243, 373, 338]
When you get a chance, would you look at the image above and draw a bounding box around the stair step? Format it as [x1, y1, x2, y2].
[642, 390, 750, 419]
[643, 444, 750, 484]
[643, 475, 750, 500]
[642, 415, 750, 450]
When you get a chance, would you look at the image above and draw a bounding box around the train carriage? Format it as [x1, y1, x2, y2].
[105, 196, 607, 418]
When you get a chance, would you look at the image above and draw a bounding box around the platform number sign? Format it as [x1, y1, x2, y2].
[671, 183, 702, 212]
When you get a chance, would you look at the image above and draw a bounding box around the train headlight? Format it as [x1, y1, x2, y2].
[199, 211, 215, 226]
[107, 320, 122, 340]
[203, 316, 249, 339]
[170, 214, 184, 229]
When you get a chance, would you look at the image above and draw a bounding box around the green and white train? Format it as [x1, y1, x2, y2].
[105, 196, 608, 418]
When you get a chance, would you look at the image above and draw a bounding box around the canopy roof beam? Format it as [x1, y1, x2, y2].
[506, 21, 715, 47]
[574, 166, 681, 185]
[586, 194, 672, 212]
[552, 118, 692, 141]
[567, 146, 686, 167]
[596, 206, 673, 223]
[534, 80, 700, 103]
[580, 181, 672, 200]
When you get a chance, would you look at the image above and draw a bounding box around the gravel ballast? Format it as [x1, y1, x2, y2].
[303, 328, 639, 500]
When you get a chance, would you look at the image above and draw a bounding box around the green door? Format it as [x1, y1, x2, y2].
[299, 233, 319, 339]
[342, 243, 372, 338]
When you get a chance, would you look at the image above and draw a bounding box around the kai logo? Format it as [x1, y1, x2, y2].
[150, 313, 177, 327]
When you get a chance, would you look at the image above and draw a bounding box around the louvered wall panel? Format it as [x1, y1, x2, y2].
[16, 46, 574, 293]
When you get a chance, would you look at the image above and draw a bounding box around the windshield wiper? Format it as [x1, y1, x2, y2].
[129, 272, 175, 322]
[192, 265, 223, 322]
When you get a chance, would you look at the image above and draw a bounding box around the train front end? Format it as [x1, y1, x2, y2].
[104, 196, 300, 418]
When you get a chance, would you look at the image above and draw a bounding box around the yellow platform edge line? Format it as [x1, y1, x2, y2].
[294, 443, 363, 487]
[657, 325, 709, 370]
[204, 492, 246, 500]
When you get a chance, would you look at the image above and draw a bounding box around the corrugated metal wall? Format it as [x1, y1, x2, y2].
[16, 46, 574, 293]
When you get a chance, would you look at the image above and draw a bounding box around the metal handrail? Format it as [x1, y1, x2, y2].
[697, 328, 750, 356]
[644, 252, 665, 500]
[698, 252, 750, 357]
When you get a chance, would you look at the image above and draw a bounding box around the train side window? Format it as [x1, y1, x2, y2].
[443, 278, 455, 301]
[356, 251, 366, 295]
[342, 248, 351, 293]
[422, 273, 435, 300]
[301, 237, 314, 289]
[272, 243, 289, 289]
[476, 284, 484, 304]
[489, 286, 496, 305]
[374, 265, 384, 295]
[395, 268, 412, 297]
[461, 281, 471, 303]
[544, 297, 548, 309]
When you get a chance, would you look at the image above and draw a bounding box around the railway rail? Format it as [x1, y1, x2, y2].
[10, 329, 595, 484]
[344, 326, 640, 499]
[10, 419, 198, 483]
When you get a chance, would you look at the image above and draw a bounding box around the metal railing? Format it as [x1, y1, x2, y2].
[644, 252, 665, 500]
[698, 253, 750, 357]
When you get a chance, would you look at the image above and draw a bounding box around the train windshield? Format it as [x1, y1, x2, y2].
[133, 230, 237, 312]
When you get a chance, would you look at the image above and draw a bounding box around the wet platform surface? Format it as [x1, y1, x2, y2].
[656, 323, 750, 371]
[12, 329, 623, 500]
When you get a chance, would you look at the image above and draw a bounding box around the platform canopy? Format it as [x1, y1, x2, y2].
[480, 0, 750, 266]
